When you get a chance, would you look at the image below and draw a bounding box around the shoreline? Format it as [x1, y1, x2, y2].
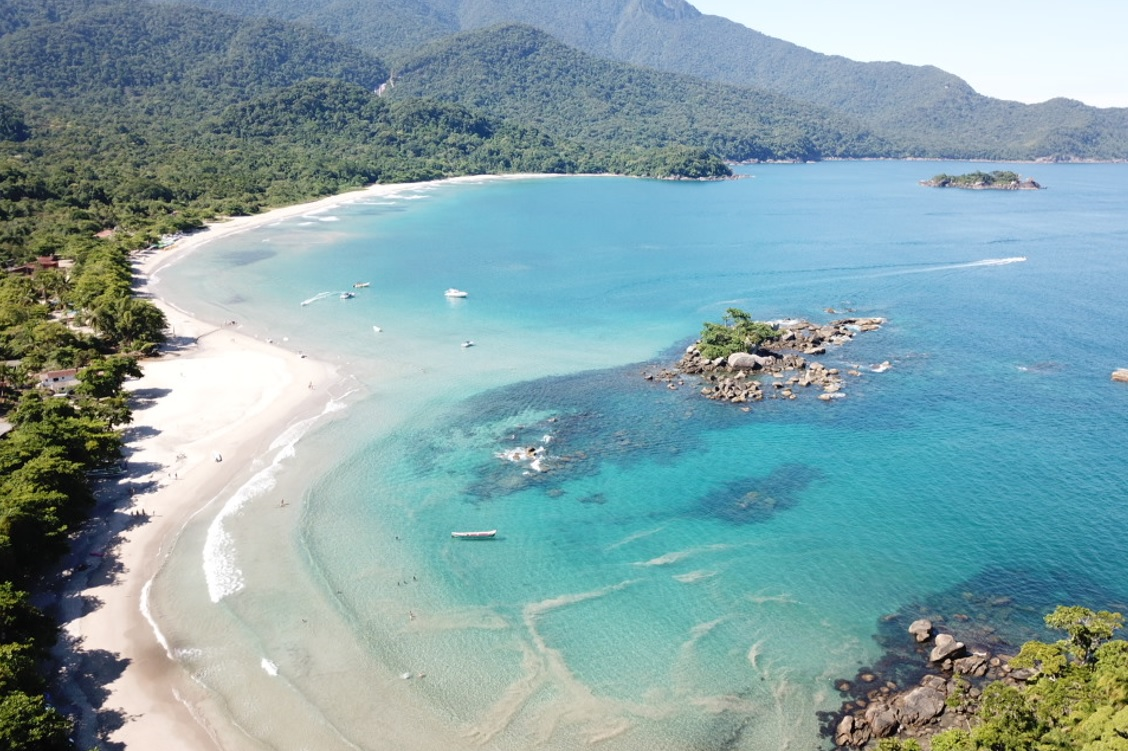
[49, 175, 548, 749]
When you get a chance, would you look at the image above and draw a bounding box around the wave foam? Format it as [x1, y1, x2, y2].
[139, 578, 173, 659]
[203, 395, 349, 603]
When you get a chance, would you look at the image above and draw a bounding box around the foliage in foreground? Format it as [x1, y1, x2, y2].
[878, 606, 1128, 751]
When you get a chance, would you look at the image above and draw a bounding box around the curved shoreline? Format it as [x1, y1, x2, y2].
[51, 175, 550, 749]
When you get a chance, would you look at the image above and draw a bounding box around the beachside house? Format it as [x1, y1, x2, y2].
[36, 368, 79, 395]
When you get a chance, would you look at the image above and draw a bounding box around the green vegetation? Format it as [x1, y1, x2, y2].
[697, 308, 780, 360]
[925, 170, 1026, 188]
[178, 0, 1128, 161]
[883, 606, 1128, 751]
[388, 24, 889, 163]
[0, 237, 163, 746]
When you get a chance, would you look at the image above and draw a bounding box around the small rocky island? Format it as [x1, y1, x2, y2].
[921, 170, 1042, 190]
[644, 308, 886, 404]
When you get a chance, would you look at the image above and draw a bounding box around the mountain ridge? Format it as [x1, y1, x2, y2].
[159, 0, 1128, 160]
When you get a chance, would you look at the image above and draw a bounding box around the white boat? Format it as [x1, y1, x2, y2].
[444, 288, 468, 298]
[340, 291, 355, 299]
[373, 326, 382, 333]
[353, 282, 370, 288]
[461, 340, 475, 348]
[451, 530, 496, 539]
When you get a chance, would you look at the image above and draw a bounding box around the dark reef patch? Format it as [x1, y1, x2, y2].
[696, 463, 824, 524]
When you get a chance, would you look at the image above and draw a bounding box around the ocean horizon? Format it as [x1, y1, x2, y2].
[144, 161, 1128, 750]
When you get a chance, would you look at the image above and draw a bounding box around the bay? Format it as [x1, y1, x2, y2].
[147, 162, 1128, 750]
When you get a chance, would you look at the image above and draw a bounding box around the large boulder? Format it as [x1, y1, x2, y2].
[864, 701, 900, 738]
[953, 654, 989, 677]
[835, 715, 861, 747]
[1113, 368, 1128, 383]
[908, 619, 934, 642]
[930, 633, 965, 663]
[897, 685, 947, 727]
[727, 352, 773, 370]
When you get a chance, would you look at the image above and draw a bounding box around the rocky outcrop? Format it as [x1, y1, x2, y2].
[908, 619, 933, 642]
[645, 317, 885, 406]
[829, 618, 1035, 749]
[929, 633, 965, 663]
[1112, 368, 1128, 383]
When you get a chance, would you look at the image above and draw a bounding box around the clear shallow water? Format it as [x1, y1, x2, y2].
[149, 163, 1128, 750]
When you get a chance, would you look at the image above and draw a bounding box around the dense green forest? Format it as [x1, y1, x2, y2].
[173, 0, 1128, 160]
[0, 235, 165, 747]
[0, 1, 738, 269]
[389, 24, 890, 162]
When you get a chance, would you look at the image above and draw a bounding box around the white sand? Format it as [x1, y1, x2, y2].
[53, 176, 545, 749]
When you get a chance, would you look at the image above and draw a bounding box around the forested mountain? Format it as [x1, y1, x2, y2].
[0, 2, 388, 117]
[389, 24, 891, 162]
[0, 0, 731, 270]
[170, 0, 1128, 160]
[0, 0, 121, 35]
[0, 3, 726, 744]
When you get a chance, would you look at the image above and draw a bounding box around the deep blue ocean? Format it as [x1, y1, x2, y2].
[149, 162, 1128, 750]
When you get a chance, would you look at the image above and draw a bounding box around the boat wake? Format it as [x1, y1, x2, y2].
[300, 291, 352, 306]
[949, 256, 1027, 268]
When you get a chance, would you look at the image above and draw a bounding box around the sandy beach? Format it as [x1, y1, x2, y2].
[49, 177, 520, 750]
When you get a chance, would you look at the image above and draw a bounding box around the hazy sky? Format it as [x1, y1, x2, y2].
[688, 0, 1127, 108]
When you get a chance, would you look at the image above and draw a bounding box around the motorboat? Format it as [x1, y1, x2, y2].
[461, 340, 475, 348]
[340, 291, 356, 299]
[444, 288, 468, 298]
[353, 282, 371, 288]
[451, 530, 496, 539]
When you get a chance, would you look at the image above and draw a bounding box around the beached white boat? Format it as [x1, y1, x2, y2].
[444, 288, 468, 298]
[451, 530, 496, 539]
[353, 282, 370, 288]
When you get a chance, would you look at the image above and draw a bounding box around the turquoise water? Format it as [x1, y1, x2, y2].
[149, 163, 1128, 750]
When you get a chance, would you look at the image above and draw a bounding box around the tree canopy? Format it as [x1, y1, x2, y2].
[697, 308, 780, 361]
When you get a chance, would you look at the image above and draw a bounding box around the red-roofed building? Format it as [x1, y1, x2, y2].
[37, 368, 79, 394]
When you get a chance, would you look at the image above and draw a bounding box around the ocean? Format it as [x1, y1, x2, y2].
[146, 162, 1128, 750]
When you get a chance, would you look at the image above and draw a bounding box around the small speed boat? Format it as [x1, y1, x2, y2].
[451, 530, 496, 539]
[461, 340, 475, 348]
[444, 288, 468, 298]
[353, 282, 371, 288]
[340, 291, 356, 300]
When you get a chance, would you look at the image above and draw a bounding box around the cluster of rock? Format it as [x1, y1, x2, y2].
[645, 318, 885, 405]
[1112, 368, 1128, 383]
[832, 619, 1032, 749]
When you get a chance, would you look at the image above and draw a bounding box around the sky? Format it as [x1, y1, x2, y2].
[688, 0, 1127, 108]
